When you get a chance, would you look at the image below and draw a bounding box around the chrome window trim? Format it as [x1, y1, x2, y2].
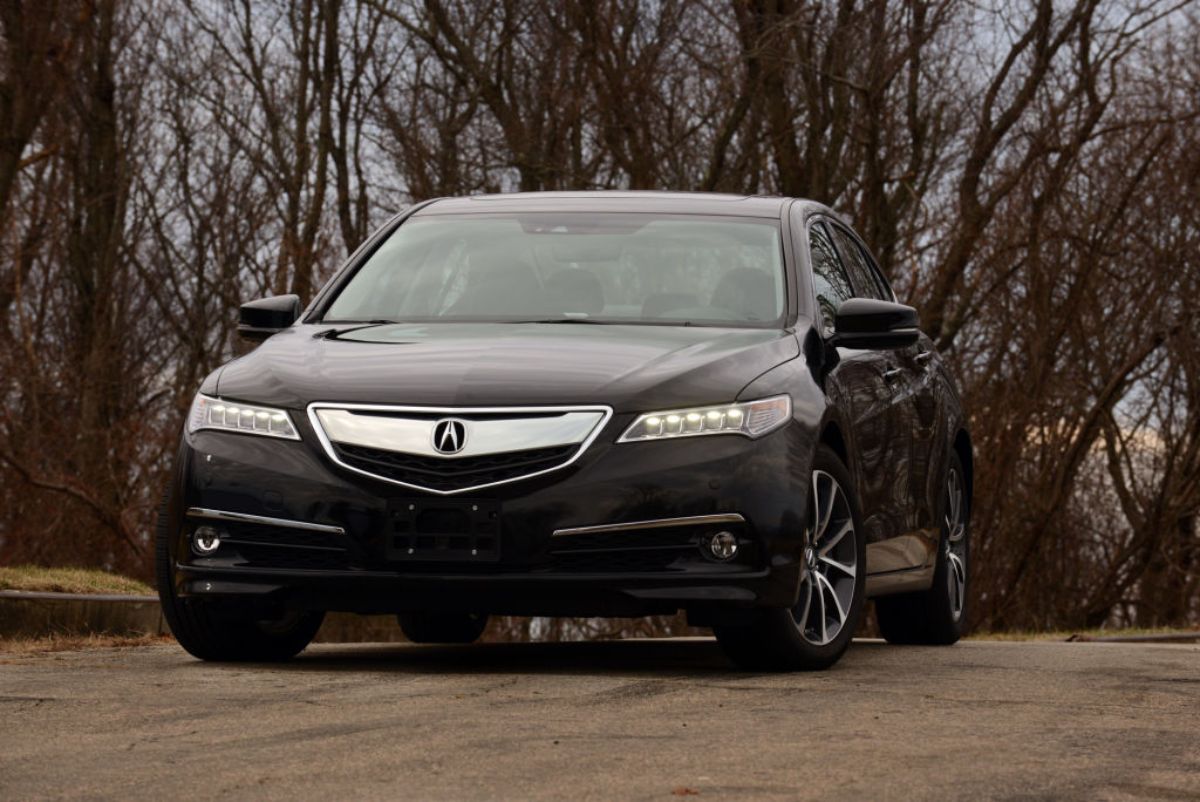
[186, 507, 345, 535]
[552, 513, 745, 538]
[306, 402, 614, 496]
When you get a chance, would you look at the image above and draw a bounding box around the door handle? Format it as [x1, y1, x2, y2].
[883, 367, 903, 382]
[914, 351, 933, 366]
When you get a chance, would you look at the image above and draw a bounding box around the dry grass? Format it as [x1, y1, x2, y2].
[0, 565, 154, 596]
[0, 633, 172, 656]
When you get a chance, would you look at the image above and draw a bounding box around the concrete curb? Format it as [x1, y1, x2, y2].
[1065, 631, 1200, 644]
[0, 590, 402, 642]
[0, 590, 168, 638]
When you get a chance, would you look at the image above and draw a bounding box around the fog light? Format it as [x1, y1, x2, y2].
[192, 526, 222, 555]
[707, 531, 739, 561]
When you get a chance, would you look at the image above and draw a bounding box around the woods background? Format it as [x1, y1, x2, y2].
[0, 0, 1197, 633]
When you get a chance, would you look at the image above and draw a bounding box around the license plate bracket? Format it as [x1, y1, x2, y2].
[386, 498, 501, 562]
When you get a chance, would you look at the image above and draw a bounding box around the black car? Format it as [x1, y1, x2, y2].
[159, 191, 972, 670]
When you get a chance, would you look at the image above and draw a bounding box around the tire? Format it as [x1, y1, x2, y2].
[156, 490, 325, 662]
[713, 444, 866, 671]
[397, 612, 489, 644]
[875, 450, 970, 645]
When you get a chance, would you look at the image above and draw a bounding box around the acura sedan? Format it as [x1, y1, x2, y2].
[159, 191, 972, 670]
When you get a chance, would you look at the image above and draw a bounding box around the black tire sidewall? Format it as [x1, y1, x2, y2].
[930, 450, 970, 639]
[714, 443, 867, 670]
[781, 443, 868, 664]
[156, 486, 323, 661]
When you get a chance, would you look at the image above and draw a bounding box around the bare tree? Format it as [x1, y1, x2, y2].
[0, 0, 1195, 636]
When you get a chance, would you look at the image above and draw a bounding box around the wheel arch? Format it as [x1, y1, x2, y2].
[952, 428, 973, 509]
[818, 419, 849, 469]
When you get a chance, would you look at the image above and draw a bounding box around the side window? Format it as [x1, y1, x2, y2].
[830, 225, 890, 301]
[808, 222, 855, 332]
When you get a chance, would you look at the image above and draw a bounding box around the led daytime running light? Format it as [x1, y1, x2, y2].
[187, 394, 300, 440]
[618, 395, 791, 442]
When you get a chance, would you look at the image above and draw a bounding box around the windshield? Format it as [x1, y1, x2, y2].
[323, 213, 786, 327]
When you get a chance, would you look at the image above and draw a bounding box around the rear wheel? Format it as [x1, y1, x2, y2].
[875, 451, 969, 645]
[397, 612, 489, 644]
[156, 492, 324, 662]
[714, 445, 865, 670]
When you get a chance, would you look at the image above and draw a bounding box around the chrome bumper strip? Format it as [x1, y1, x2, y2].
[185, 507, 345, 535]
[552, 513, 746, 538]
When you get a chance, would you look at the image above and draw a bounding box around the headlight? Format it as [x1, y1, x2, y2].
[618, 395, 791, 443]
[187, 393, 300, 440]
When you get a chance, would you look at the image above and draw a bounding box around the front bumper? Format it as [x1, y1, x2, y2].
[168, 413, 813, 618]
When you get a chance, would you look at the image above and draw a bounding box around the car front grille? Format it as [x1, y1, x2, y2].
[308, 404, 612, 494]
[334, 443, 578, 493]
[215, 520, 354, 571]
[231, 544, 353, 571]
[547, 548, 690, 573]
[546, 520, 754, 573]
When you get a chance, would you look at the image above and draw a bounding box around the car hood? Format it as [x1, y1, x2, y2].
[215, 322, 799, 411]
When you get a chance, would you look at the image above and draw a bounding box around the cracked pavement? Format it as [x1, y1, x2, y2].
[1, 638, 1198, 800]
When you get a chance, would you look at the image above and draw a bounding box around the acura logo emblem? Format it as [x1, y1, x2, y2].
[432, 419, 467, 454]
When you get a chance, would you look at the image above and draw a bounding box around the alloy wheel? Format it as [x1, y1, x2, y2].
[944, 467, 967, 621]
[794, 469, 858, 646]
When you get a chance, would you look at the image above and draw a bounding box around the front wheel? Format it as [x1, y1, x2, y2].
[875, 450, 970, 645]
[713, 445, 866, 671]
[156, 492, 324, 662]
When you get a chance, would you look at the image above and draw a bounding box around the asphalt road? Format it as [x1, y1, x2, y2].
[1, 638, 1198, 800]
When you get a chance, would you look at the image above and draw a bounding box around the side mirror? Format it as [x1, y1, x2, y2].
[832, 298, 920, 350]
[238, 294, 301, 342]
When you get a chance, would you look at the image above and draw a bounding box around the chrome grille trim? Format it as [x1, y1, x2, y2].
[552, 513, 746, 537]
[185, 507, 345, 535]
[313, 407, 605, 459]
[306, 403, 614, 496]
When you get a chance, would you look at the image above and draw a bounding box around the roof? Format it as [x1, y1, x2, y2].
[415, 191, 798, 218]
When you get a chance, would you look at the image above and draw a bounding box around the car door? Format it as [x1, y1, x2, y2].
[805, 220, 908, 547]
[828, 222, 937, 569]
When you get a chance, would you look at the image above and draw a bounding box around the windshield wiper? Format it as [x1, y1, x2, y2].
[516, 318, 611, 324]
[319, 319, 401, 338]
